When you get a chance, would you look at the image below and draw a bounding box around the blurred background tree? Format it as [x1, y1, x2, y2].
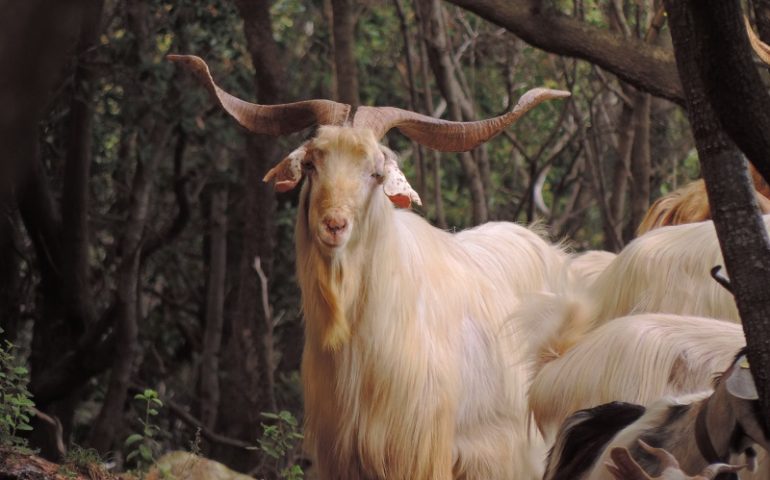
[3, 0, 761, 477]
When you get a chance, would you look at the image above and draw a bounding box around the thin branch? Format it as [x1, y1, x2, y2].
[165, 399, 254, 450]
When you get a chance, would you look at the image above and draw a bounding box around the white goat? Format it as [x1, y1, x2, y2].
[171, 54, 572, 479]
[567, 249, 617, 286]
[587, 216, 770, 327]
[543, 350, 770, 480]
[522, 307, 745, 440]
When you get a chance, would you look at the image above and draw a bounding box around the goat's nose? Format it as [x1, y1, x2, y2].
[324, 217, 348, 234]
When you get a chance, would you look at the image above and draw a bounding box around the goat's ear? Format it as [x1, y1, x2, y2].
[379, 146, 421, 209]
[263, 143, 309, 192]
[605, 447, 651, 480]
[726, 355, 759, 400]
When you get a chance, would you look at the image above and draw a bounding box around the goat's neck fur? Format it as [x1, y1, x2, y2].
[296, 180, 398, 350]
[297, 183, 448, 478]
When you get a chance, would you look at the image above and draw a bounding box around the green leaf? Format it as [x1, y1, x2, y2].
[139, 444, 153, 462]
[124, 434, 144, 447]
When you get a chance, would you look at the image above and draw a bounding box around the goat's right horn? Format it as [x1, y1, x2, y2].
[168, 55, 351, 136]
[353, 88, 570, 152]
[700, 462, 747, 479]
[745, 16, 770, 66]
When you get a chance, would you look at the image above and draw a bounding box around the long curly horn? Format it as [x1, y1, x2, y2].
[168, 55, 350, 135]
[352, 88, 570, 152]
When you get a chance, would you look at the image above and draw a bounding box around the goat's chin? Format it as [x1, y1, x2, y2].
[315, 233, 351, 257]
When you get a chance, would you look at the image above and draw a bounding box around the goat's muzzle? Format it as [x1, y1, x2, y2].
[318, 212, 351, 249]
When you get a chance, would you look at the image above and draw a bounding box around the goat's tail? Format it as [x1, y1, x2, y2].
[514, 292, 595, 374]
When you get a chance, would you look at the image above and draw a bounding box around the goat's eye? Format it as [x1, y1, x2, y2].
[371, 171, 383, 181]
[302, 161, 315, 172]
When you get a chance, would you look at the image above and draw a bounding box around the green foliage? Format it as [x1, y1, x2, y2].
[125, 389, 165, 474]
[0, 331, 35, 450]
[258, 410, 304, 480]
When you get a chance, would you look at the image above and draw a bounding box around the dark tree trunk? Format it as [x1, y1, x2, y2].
[212, 0, 284, 471]
[417, 0, 488, 224]
[24, 0, 102, 459]
[414, 0, 447, 228]
[664, 0, 770, 429]
[625, 91, 651, 241]
[199, 161, 229, 431]
[331, 0, 360, 108]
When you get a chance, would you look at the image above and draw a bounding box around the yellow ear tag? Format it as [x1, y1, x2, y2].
[740, 358, 751, 369]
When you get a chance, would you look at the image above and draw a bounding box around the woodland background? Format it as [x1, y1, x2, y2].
[1, 0, 768, 478]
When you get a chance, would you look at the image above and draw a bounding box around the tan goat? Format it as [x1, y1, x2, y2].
[171, 54, 572, 479]
[636, 18, 770, 235]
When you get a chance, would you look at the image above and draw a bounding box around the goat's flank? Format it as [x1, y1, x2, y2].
[523, 309, 744, 440]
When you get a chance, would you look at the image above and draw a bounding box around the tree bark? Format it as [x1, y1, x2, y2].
[664, 0, 770, 429]
[199, 161, 228, 430]
[443, 0, 684, 105]
[24, 0, 101, 459]
[87, 123, 173, 453]
[625, 91, 652, 241]
[417, 0, 488, 224]
[415, 0, 447, 228]
[213, 0, 284, 471]
[331, 0, 360, 108]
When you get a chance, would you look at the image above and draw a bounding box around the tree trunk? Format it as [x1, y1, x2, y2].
[664, 0, 770, 429]
[331, 0, 360, 108]
[87, 123, 173, 453]
[26, 0, 102, 458]
[415, 0, 447, 228]
[417, 0, 487, 224]
[625, 91, 652, 241]
[213, 0, 284, 471]
[199, 162, 228, 431]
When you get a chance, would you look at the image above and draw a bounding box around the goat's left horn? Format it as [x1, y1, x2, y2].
[352, 88, 570, 152]
[168, 55, 351, 136]
[745, 16, 770, 66]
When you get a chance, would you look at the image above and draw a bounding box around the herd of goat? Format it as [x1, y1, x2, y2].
[168, 18, 770, 480]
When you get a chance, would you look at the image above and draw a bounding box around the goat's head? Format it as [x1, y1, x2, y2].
[716, 350, 770, 458]
[606, 441, 745, 480]
[169, 54, 569, 255]
[268, 127, 415, 253]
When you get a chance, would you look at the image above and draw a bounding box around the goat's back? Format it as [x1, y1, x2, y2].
[587, 217, 770, 325]
[529, 313, 744, 440]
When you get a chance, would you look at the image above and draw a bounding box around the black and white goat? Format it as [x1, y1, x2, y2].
[543, 349, 770, 480]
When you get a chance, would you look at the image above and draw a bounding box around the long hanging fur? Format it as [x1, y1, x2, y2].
[589, 216, 770, 327]
[296, 127, 571, 479]
[524, 312, 744, 441]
